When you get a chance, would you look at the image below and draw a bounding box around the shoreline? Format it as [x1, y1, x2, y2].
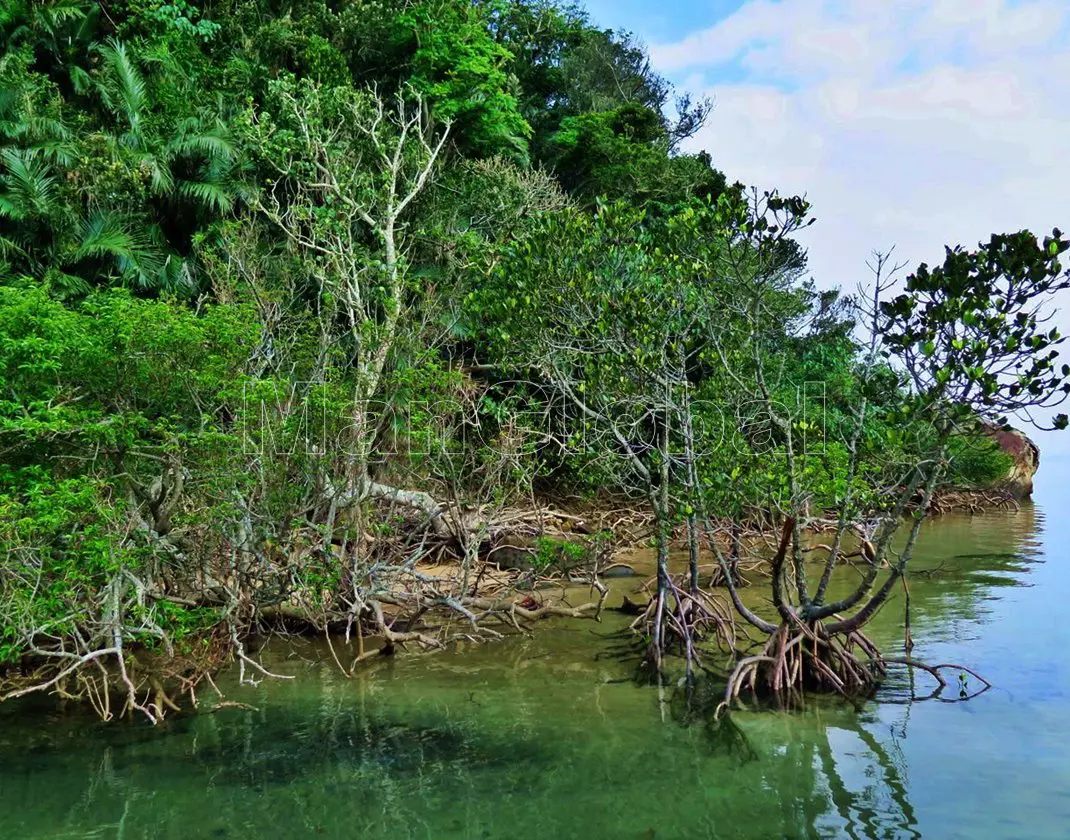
[0, 480, 1031, 722]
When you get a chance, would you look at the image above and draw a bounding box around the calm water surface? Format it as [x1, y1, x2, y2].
[3, 461, 1070, 839]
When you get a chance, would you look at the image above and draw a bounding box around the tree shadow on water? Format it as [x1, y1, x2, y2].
[668, 678, 922, 840]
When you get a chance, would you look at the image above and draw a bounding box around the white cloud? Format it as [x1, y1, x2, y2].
[651, 0, 1070, 448]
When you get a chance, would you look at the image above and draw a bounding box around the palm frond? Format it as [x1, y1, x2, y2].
[94, 39, 146, 135]
[32, 0, 88, 37]
[73, 210, 166, 288]
[139, 40, 187, 81]
[6, 114, 77, 166]
[74, 211, 138, 258]
[0, 88, 17, 122]
[16, 115, 72, 142]
[171, 130, 236, 161]
[157, 254, 197, 295]
[0, 233, 28, 260]
[178, 178, 234, 213]
[0, 1, 26, 29]
[69, 65, 92, 96]
[43, 267, 92, 297]
[29, 139, 77, 167]
[0, 148, 56, 218]
[141, 152, 175, 193]
[3, 0, 90, 49]
[170, 116, 237, 161]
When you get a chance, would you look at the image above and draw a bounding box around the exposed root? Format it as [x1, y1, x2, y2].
[882, 657, 992, 700]
[0, 494, 673, 720]
[715, 625, 880, 718]
[0, 635, 232, 725]
[232, 633, 296, 686]
[715, 618, 991, 718]
[370, 599, 445, 650]
[465, 582, 608, 627]
[929, 487, 1020, 515]
[634, 575, 736, 680]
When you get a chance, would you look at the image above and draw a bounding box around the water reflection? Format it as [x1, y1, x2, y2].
[0, 697, 930, 839]
[0, 500, 1066, 839]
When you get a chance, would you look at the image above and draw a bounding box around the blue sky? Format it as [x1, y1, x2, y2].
[582, 0, 762, 89]
[582, 0, 745, 43]
[580, 0, 1070, 449]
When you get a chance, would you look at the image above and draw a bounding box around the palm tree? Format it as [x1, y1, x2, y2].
[0, 28, 247, 294]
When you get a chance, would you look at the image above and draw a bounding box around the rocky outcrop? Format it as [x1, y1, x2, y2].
[984, 423, 1040, 499]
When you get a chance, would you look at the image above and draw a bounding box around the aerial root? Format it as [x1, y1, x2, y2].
[635, 575, 736, 678]
[882, 657, 992, 700]
[715, 621, 884, 718]
[715, 618, 991, 717]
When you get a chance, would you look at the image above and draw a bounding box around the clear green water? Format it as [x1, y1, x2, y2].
[4, 462, 1070, 840]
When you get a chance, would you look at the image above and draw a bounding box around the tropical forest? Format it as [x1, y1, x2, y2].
[1, 2, 1069, 838]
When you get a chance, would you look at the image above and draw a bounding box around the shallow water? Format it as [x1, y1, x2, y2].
[3, 462, 1070, 839]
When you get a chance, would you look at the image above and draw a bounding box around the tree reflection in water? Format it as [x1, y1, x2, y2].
[0, 504, 1051, 840]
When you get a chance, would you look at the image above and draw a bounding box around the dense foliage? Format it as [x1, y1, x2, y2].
[0, 0, 1060, 714]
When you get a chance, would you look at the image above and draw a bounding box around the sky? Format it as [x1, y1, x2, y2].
[582, 0, 1070, 453]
